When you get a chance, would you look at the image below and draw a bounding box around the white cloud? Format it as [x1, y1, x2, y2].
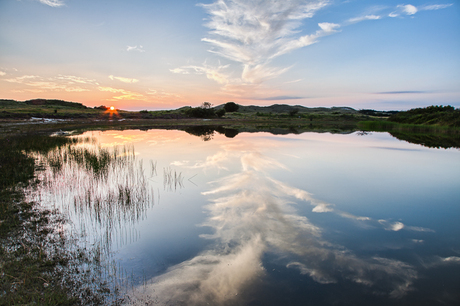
[348, 14, 381, 23]
[56, 75, 99, 85]
[423, 256, 460, 268]
[4, 75, 39, 83]
[389, 3, 453, 17]
[381, 220, 405, 231]
[318, 22, 341, 33]
[171, 63, 231, 85]
[98, 86, 145, 100]
[108, 75, 139, 83]
[3, 74, 96, 92]
[38, 0, 65, 7]
[421, 4, 453, 11]
[126, 45, 145, 52]
[399, 4, 418, 15]
[441, 256, 460, 263]
[312, 203, 334, 213]
[0, 71, 6, 76]
[179, 0, 452, 94]
[145, 88, 182, 101]
[175, 0, 333, 91]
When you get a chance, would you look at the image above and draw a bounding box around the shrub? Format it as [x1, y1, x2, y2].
[216, 109, 226, 118]
[186, 107, 216, 118]
[224, 102, 239, 112]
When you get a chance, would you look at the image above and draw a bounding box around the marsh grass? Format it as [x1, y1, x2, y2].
[28, 141, 155, 253]
[0, 135, 130, 305]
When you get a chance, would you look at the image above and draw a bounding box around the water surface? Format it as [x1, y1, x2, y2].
[28, 129, 460, 305]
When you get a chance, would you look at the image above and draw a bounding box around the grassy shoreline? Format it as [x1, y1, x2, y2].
[0, 136, 124, 305]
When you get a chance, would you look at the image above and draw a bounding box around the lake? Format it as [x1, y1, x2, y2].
[26, 128, 460, 305]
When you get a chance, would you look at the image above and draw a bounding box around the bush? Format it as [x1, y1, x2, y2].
[224, 102, 239, 112]
[94, 105, 108, 110]
[216, 109, 226, 118]
[186, 107, 216, 118]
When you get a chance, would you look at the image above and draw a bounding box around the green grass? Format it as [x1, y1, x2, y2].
[0, 135, 123, 305]
[387, 105, 460, 127]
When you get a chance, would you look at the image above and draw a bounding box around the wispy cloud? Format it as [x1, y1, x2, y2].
[375, 91, 428, 94]
[347, 14, 381, 24]
[200, 0, 331, 64]
[145, 88, 182, 102]
[126, 45, 145, 52]
[3, 74, 97, 92]
[108, 75, 139, 83]
[171, 63, 231, 85]
[172, 1, 453, 98]
[421, 4, 454, 11]
[421, 256, 460, 268]
[98, 86, 145, 100]
[38, 0, 65, 7]
[252, 95, 304, 101]
[0, 71, 6, 76]
[172, 0, 334, 92]
[389, 3, 453, 18]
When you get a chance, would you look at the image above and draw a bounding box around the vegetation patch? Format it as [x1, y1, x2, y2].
[0, 135, 124, 305]
[388, 105, 460, 127]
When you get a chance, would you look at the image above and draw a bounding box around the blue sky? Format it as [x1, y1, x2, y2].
[0, 0, 459, 110]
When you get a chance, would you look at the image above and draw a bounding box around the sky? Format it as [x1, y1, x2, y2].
[0, 0, 459, 111]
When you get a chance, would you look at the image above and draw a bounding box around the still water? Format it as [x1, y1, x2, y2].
[28, 129, 460, 305]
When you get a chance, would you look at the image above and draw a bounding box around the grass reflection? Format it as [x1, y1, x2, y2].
[28, 139, 154, 253]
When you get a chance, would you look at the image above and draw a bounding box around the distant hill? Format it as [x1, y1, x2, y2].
[24, 99, 87, 109]
[0, 99, 87, 109]
[214, 103, 357, 114]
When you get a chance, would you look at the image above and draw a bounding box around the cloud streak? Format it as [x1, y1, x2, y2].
[98, 86, 145, 101]
[108, 75, 139, 83]
[3, 74, 98, 92]
[38, 0, 65, 7]
[389, 3, 453, 18]
[126, 45, 145, 52]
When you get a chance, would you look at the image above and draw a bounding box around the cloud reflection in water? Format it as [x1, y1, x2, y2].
[130, 146, 419, 304]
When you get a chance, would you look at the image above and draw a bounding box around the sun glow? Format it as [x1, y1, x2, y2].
[103, 105, 119, 119]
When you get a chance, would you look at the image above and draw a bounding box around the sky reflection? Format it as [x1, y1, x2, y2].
[129, 135, 432, 305]
[23, 129, 459, 305]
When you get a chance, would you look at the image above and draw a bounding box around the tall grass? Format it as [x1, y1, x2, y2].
[0, 135, 131, 305]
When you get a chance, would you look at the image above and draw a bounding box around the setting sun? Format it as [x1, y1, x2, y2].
[110, 106, 115, 111]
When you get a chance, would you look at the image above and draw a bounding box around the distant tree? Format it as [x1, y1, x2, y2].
[224, 102, 239, 112]
[201, 102, 212, 109]
[289, 109, 299, 117]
